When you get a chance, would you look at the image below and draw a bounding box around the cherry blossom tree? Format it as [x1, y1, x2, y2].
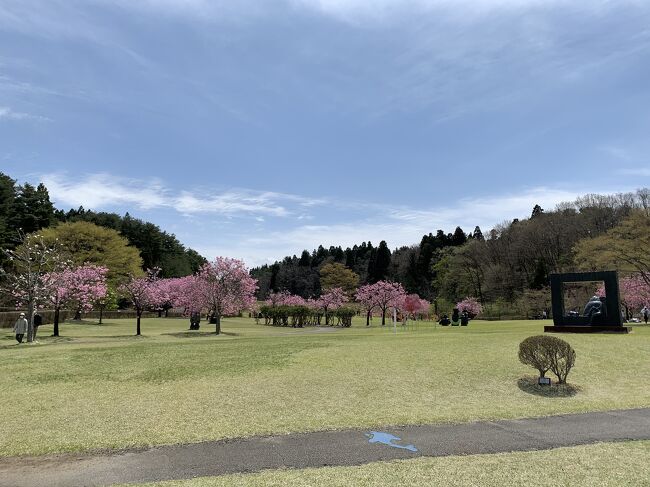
[194, 257, 257, 334]
[356, 284, 379, 326]
[456, 297, 483, 317]
[119, 269, 164, 336]
[317, 287, 347, 325]
[402, 294, 430, 321]
[597, 275, 650, 317]
[266, 291, 306, 307]
[44, 264, 108, 336]
[1, 232, 65, 342]
[359, 281, 406, 326]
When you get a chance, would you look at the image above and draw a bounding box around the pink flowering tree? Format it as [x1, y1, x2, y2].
[456, 297, 483, 317]
[44, 264, 108, 336]
[170, 275, 202, 316]
[360, 281, 406, 326]
[597, 275, 650, 317]
[356, 284, 379, 326]
[267, 291, 306, 307]
[119, 268, 164, 336]
[402, 294, 430, 322]
[194, 257, 257, 334]
[317, 287, 347, 325]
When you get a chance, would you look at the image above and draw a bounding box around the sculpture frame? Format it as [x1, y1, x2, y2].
[544, 271, 630, 334]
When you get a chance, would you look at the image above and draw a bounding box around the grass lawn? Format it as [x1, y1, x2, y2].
[125, 440, 650, 487]
[1, 317, 649, 457]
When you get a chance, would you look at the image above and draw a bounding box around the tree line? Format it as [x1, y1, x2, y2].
[252, 189, 650, 315]
[0, 172, 205, 277]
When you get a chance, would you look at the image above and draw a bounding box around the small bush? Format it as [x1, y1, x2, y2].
[518, 335, 576, 384]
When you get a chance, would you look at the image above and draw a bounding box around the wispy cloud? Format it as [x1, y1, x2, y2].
[40, 173, 325, 218]
[191, 186, 617, 266]
[617, 168, 650, 177]
[0, 106, 49, 122]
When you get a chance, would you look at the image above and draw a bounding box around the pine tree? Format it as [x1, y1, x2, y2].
[531, 204, 544, 218]
[451, 226, 468, 246]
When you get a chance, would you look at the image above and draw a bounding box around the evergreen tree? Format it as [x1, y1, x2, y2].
[298, 250, 311, 267]
[368, 240, 391, 283]
[451, 226, 468, 246]
[531, 204, 544, 218]
[472, 226, 484, 241]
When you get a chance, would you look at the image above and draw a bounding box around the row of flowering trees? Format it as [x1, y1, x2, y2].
[258, 280, 433, 328]
[119, 257, 257, 335]
[258, 288, 350, 327]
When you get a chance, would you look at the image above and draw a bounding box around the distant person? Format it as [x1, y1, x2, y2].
[33, 313, 42, 339]
[542, 310, 548, 319]
[642, 306, 649, 325]
[460, 311, 469, 326]
[438, 315, 450, 326]
[13, 313, 28, 344]
[451, 308, 460, 326]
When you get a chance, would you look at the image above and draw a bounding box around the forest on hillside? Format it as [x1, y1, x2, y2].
[0, 172, 205, 278]
[251, 189, 649, 316]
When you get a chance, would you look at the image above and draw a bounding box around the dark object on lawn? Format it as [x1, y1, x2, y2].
[451, 308, 460, 326]
[438, 315, 450, 326]
[546, 271, 630, 333]
[460, 311, 469, 326]
[189, 312, 201, 330]
[519, 335, 576, 384]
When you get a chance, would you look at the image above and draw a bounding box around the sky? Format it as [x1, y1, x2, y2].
[1, 0, 649, 266]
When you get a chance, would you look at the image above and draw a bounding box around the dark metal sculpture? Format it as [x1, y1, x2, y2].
[545, 271, 630, 333]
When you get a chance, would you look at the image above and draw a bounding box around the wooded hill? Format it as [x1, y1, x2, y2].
[251, 189, 650, 314]
[0, 172, 205, 277]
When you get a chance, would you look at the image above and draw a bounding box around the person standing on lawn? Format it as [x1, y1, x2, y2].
[642, 306, 649, 325]
[13, 313, 28, 344]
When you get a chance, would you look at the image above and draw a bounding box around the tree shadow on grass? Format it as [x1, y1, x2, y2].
[164, 331, 240, 338]
[517, 376, 581, 398]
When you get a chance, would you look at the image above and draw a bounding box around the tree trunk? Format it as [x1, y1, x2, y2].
[53, 307, 60, 337]
[136, 310, 142, 336]
[366, 310, 371, 326]
[381, 309, 386, 326]
[99, 306, 103, 325]
[27, 301, 35, 343]
[74, 308, 81, 320]
[215, 314, 221, 335]
[158, 309, 162, 318]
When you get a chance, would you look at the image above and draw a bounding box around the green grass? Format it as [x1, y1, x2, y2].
[125, 441, 650, 487]
[1, 317, 650, 457]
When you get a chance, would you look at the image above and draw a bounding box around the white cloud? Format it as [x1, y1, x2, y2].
[189, 186, 617, 266]
[617, 168, 650, 177]
[0, 106, 49, 122]
[40, 173, 324, 217]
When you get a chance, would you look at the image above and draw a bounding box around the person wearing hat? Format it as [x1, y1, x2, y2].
[13, 313, 28, 344]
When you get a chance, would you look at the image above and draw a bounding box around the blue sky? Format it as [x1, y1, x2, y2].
[1, 0, 649, 265]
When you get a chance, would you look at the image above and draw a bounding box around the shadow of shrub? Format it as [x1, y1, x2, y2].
[517, 376, 580, 397]
[163, 331, 239, 338]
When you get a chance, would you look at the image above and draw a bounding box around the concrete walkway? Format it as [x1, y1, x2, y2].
[1, 408, 649, 487]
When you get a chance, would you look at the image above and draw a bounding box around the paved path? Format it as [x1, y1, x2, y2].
[1, 408, 649, 487]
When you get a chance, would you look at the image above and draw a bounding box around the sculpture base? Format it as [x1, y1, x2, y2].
[544, 325, 631, 334]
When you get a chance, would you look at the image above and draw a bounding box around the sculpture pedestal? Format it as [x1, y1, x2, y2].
[544, 325, 631, 334]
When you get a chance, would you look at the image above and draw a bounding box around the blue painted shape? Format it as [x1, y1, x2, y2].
[366, 431, 418, 452]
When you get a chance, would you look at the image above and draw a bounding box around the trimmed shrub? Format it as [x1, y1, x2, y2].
[518, 335, 576, 384]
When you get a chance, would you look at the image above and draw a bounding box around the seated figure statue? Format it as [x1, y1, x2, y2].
[583, 296, 607, 324]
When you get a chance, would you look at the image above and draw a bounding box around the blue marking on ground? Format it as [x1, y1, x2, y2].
[366, 431, 418, 452]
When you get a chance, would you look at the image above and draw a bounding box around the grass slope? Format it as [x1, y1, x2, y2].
[126, 441, 650, 487]
[1, 317, 649, 457]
